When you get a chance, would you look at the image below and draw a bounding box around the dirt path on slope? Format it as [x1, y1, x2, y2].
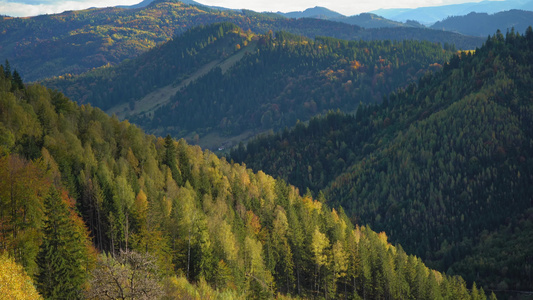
[107, 40, 257, 120]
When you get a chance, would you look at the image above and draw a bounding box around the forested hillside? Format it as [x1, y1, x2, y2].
[0, 61, 488, 298]
[0, 0, 484, 81]
[230, 29, 533, 293]
[45, 23, 454, 149]
[431, 10, 533, 37]
[44, 23, 249, 112]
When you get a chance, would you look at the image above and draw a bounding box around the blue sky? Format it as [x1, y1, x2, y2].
[0, 0, 483, 17]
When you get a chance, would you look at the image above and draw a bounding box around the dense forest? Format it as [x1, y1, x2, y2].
[140, 31, 453, 139]
[229, 29, 533, 293]
[0, 61, 489, 298]
[45, 23, 454, 148]
[0, 0, 484, 81]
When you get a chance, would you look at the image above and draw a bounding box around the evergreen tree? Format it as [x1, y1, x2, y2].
[37, 187, 91, 299]
[12, 69, 23, 91]
[163, 134, 182, 185]
[3, 59, 11, 79]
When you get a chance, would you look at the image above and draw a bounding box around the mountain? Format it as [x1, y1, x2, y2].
[43, 23, 455, 150]
[372, 0, 533, 24]
[279, 8, 424, 29]
[335, 13, 424, 29]
[431, 10, 533, 37]
[119, 0, 157, 8]
[278, 6, 344, 19]
[229, 28, 533, 293]
[0, 0, 483, 82]
[0, 61, 486, 299]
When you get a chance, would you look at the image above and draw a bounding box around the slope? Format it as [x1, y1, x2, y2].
[0, 62, 486, 299]
[230, 28, 533, 293]
[43, 23, 250, 112]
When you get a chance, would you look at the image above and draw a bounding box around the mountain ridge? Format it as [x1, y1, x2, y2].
[1, 0, 483, 82]
[430, 9, 533, 37]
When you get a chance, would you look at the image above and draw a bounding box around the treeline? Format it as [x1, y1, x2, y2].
[0, 64, 488, 298]
[2, 0, 483, 81]
[131, 29, 452, 139]
[229, 28, 533, 291]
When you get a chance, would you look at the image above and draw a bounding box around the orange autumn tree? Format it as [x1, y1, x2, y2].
[0, 154, 50, 276]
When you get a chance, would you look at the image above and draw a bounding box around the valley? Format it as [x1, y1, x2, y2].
[0, 0, 532, 299]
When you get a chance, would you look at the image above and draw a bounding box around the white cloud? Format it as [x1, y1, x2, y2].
[0, 0, 139, 17]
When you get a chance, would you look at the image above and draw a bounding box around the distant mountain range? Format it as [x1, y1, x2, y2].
[372, 0, 533, 24]
[277, 6, 423, 28]
[278, 6, 344, 19]
[431, 10, 533, 37]
[275, 1, 533, 31]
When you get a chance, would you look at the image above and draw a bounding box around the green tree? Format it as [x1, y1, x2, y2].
[37, 187, 92, 299]
[311, 226, 329, 295]
[163, 135, 182, 185]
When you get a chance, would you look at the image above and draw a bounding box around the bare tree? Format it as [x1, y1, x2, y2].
[85, 250, 163, 300]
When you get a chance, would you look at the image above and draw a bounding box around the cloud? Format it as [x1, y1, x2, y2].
[0, 0, 139, 17]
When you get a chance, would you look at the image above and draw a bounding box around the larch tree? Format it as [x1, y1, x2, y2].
[0, 253, 42, 300]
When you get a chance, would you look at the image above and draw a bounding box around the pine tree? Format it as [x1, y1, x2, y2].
[37, 187, 91, 299]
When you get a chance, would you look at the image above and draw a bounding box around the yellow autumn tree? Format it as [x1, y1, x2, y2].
[0, 253, 42, 300]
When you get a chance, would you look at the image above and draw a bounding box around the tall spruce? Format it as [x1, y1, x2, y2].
[37, 187, 90, 299]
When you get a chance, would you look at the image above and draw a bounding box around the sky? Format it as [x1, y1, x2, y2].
[0, 0, 482, 17]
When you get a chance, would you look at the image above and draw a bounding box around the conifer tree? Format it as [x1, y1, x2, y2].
[163, 134, 182, 185]
[37, 187, 91, 299]
[12, 69, 23, 91]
